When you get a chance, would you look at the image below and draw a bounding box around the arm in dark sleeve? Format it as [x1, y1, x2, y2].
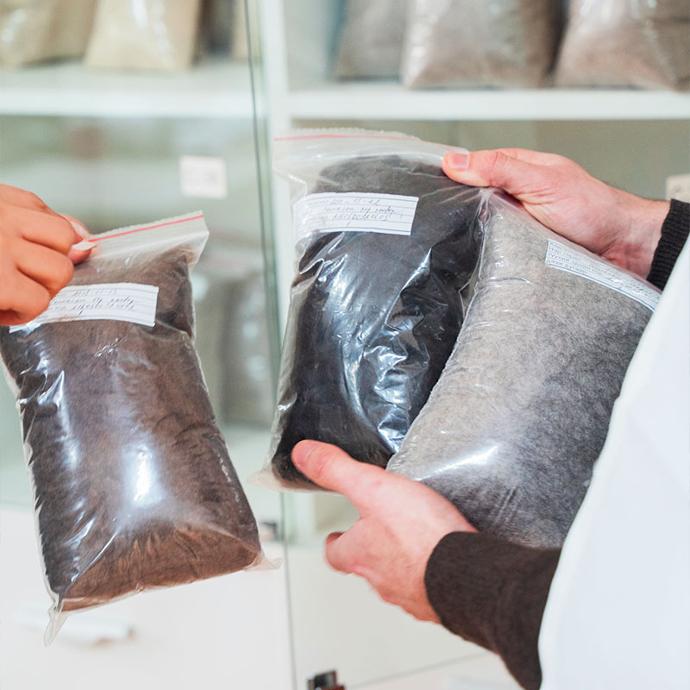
[424, 532, 559, 690]
[648, 199, 689, 290]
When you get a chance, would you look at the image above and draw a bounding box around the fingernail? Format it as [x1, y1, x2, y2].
[445, 150, 470, 170]
[72, 240, 96, 251]
[69, 220, 90, 239]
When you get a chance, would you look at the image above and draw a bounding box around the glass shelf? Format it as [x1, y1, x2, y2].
[0, 59, 254, 119]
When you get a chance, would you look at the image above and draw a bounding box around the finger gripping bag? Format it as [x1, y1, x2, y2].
[388, 192, 659, 548]
[265, 131, 483, 489]
[556, 0, 690, 90]
[0, 213, 262, 640]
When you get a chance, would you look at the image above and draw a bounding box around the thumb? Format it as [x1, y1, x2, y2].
[443, 149, 546, 197]
[292, 440, 386, 513]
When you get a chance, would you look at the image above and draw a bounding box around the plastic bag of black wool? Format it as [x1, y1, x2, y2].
[262, 131, 484, 489]
[0, 213, 262, 641]
[388, 192, 660, 548]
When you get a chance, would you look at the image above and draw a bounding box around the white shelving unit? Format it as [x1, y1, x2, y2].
[289, 84, 690, 121]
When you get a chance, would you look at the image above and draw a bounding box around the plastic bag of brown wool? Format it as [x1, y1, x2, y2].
[388, 192, 659, 549]
[260, 131, 484, 489]
[0, 213, 262, 641]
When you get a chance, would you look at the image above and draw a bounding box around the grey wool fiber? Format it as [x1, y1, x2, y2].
[335, 0, 406, 79]
[557, 0, 690, 90]
[402, 0, 561, 88]
[388, 195, 657, 548]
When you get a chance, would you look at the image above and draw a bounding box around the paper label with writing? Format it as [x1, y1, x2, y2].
[293, 192, 419, 240]
[545, 241, 659, 311]
[10, 283, 159, 333]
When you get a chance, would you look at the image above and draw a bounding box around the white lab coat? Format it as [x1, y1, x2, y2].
[539, 245, 690, 690]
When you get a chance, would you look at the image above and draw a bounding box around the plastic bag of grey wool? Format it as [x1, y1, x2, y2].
[388, 191, 660, 549]
[556, 0, 690, 90]
[261, 130, 484, 490]
[334, 0, 406, 79]
[401, 0, 561, 88]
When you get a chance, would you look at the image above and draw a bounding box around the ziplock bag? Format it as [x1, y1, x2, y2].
[86, 0, 202, 71]
[264, 131, 483, 488]
[556, 0, 690, 90]
[402, 0, 560, 88]
[335, 0, 406, 79]
[0, 213, 262, 640]
[388, 192, 659, 548]
[0, 0, 96, 68]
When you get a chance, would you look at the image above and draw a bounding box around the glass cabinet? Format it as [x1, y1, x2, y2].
[0, 3, 288, 689]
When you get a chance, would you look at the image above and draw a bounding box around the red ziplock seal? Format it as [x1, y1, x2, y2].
[90, 212, 206, 243]
[274, 133, 416, 142]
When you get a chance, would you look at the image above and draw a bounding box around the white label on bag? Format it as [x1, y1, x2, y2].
[293, 193, 418, 239]
[545, 241, 659, 311]
[10, 284, 159, 333]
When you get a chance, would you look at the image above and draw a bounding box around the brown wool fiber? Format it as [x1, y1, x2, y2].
[0, 248, 261, 614]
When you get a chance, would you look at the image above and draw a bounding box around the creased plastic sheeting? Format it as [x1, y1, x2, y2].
[402, 0, 560, 88]
[557, 0, 690, 90]
[86, 0, 202, 71]
[0, 213, 261, 641]
[265, 132, 483, 488]
[388, 193, 658, 548]
[335, 0, 406, 79]
[0, 0, 96, 68]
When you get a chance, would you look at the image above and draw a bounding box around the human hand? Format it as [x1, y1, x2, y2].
[0, 185, 93, 326]
[443, 148, 669, 279]
[292, 440, 475, 622]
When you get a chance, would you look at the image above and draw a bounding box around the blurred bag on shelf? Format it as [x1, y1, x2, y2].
[402, 0, 561, 88]
[335, 0, 406, 79]
[200, 0, 248, 60]
[0, 0, 96, 68]
[193, 245, 274, 427]
[389, 192, 658, 548]
[86, 0, 202, 71]
[0, 213, 262, 640]
[556, 0, 690, 90]
[232, 0, 249, 60]
[201, 0, 233, 55]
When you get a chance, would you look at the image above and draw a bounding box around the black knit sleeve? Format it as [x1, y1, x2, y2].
[424, 532, 559, 690]
[648, 199, 689, 290]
